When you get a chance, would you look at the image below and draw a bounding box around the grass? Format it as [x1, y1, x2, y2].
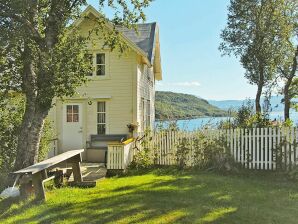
[1, 168, 298, 224]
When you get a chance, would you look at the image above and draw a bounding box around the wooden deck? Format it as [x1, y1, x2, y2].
[80, 163, 107, 181]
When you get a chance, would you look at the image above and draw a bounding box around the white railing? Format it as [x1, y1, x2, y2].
[139, 127, 298, 170]
[107, 139, 134, 170]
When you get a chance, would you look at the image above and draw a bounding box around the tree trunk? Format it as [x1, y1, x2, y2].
[284, 79, 292, 120]
[14, 43, 48, 171]
[283, 45, 298, 121]
[255, 82, 263, 114]
[14, 109, 47, 170]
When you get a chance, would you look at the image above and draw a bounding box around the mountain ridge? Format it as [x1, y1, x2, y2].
[155, 91, 227, 120]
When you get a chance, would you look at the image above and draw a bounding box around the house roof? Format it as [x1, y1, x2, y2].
[73, 5, 162, 80]
[116, 23, 157, 65]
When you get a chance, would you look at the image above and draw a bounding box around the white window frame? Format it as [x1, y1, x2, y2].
[66, 105, 80, 123]
[96, 53, 105, 76]
[146, 100, 151, 128]
[85, 52, 110, 79]
[141, 98, 145, 130]
[97, 101, 106, 135]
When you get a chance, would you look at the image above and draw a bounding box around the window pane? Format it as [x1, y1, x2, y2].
[96, 65, 105, 76]
[67, 105, 73, 113]
[67, 114, 72, 122]
[72, 105, 79, 113]
[96, 53, 105, 64]
[97, 124, 106, 134]
[97, 102, 105, 112]
[73, 114, 79, 122]
[97, 113, 105, 124]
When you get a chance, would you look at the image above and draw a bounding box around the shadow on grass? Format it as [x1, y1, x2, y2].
[1, 168, 298, 224]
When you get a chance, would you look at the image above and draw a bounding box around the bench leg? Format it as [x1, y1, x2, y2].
[32, 172, 46, 200]
[72, 162, 83, 183]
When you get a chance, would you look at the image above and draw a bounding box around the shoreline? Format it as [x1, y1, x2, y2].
[155, 115, 230, 122]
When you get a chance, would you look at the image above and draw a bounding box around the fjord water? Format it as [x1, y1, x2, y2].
[157, 111, 298, 131]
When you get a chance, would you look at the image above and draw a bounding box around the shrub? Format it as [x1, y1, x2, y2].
[175, 137, 192, 169]
[176, 131, 237, 172]
[129, 130, 157, 169]
[0, 94, 24, 190]
[0, 94, 54, 190]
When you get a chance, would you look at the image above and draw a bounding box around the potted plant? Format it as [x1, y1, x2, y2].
[127, 123, 138, 133]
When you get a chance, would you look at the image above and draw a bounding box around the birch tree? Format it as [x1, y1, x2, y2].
[220, 0, 297, 114]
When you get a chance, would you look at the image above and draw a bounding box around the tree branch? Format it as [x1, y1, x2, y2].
[0, 11, 43, 46]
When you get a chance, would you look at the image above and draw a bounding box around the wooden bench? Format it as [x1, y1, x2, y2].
[87, 134, 128, 148]
[14, 149, 84, 200]
[86, 135, 128, 163]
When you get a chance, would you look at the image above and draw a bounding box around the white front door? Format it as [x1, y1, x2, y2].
[62, 103, 83, 151]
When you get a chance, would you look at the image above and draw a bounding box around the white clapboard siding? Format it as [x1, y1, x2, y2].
[134, 127, 298, 171]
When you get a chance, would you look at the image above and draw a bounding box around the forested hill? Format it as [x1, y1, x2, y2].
[155, 91, 227, 120]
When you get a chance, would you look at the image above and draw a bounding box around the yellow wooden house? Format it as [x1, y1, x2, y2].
[48, 6, 162, 163]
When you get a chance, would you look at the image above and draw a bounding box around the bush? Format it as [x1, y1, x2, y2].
[218, 100, 273, 129]
[176, 131, 237, 172]
[0, 94, 24, 190]
[129, 130, 157, 169]
[0, 94, 54, 190]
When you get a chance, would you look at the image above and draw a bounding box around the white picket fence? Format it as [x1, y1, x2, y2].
[107, 141, 134, 170]
[140, 127, 298, 170]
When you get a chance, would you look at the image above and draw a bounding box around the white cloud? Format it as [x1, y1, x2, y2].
[157, 81, 201, 87]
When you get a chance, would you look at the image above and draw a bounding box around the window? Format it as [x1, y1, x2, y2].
[96, 53, 105, 76]
[85, 54, 93, 76]
[66, 105, 79, 123]
[146, 100, 151, 127]
[141, 98, 145, 129]
[97, 102, 106, 134]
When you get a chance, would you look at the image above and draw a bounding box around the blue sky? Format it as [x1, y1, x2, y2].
[87, 0, 257, 100]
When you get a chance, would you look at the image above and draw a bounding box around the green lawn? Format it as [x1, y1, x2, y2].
[1, 169, 298, 224]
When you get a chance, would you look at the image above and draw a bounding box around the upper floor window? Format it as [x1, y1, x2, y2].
[96, 53, 105, 76]
[85, 53, 107, 77]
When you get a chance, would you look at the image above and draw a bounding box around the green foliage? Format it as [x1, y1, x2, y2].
[244, 113, 271, 128]
[281, 118, 294, 127]
[0, 95, 23, 191]
[0, 94, 54, 190]
[220, 0, 298, 113]
[0, 94, 24, 174]
[129, 131, 157, 169]
[233, 100, 255, 128]
[289, 78, 298, 111]
[219, 101, 274, 128]
[176, 132, 236, 172]
[0, 0, 152, 168]
[155, 91, 227, 120]
[38, 119, 55, 162]
[175, 137, 192, 170]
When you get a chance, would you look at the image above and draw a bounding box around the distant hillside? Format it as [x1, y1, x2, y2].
[155, 91, 227, 120]
[209, 96, 298, 112]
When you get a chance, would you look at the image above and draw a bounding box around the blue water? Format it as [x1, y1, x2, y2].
[157, 111, 298, 131]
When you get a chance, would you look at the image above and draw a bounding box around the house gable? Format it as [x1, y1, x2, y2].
[73, 5, 162, 81]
